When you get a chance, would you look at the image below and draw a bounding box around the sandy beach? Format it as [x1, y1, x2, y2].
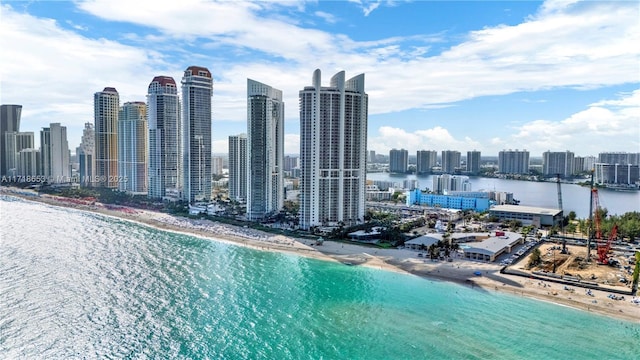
[2, 187, 639, 323]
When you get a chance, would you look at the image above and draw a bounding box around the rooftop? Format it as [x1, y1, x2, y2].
[490, 204, 562, 216]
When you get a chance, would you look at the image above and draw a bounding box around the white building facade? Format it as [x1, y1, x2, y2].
[299, 69, 368, 230]
[118, 101, 147, 194]
[228, 134, 247, 201]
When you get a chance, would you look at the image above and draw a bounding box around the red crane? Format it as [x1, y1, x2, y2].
[591, 187, 618, 264]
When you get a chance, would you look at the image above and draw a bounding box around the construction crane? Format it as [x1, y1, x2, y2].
[556, 173, 563, 211]
[589, 182, 618, 265]
[597, 224, 618, 265]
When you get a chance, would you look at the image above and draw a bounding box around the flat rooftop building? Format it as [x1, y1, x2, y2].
[489, 205, 563, 227]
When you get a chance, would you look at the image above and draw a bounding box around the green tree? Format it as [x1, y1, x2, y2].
[528, 248, 542, 268]
[568, 211, 577, 221]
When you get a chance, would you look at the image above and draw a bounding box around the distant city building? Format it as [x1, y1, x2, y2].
[77, 122, 95, 187]
[228, 134, 247, 201]
[598, 152, 640, 166]
[594, 163, 639, 185]
[17, 148, 40, 176]
[403, 179, 419, 191]
[246, 79, 284, 221]
[94, 87, 120, 188]
[212, 156, 224, 175]
[368, 150, 376, 163]
[441, 150, 461, 174]
[466, 150, 481, 175]
[4, 131, 33, 176]
[542, 150, 575, 178]
[299, 69, 367, 230]
[40, 123, 70, 182]
[498, 149, 530, 174]
[181, 66, 213, 203]
[432, 174, 471, 194]
[416, 150, 437, 174]
[389, 149, 408, 173]
[0, 104, 22, 176]
[284, 155, 298, 172]
[118, 101, 147, 194]
[147, 76, 181, 199]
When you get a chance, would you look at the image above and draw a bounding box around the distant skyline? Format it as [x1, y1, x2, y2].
[1, 0, 638, 156]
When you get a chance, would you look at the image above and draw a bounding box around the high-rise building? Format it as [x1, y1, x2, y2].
[284, 155, 298, 172]
[0, 104, 22, 176]
[466, 150, 481, 175]
[4, 131, 33, 176]
[498, 150, 530, 174]
[432, 174, 471, 194]
[389, 149, 408, 173]
[17, 148, 40, 176]
[594, 163, 639, 185]
[246, 79, 284, 221]
[228, 134, 247, 201]
[368, 150, 376, 163]
[77, 122, 95, 187]
[212, 156, 224, 176]
[542, 150, 575, 178]
[441, 150, 461, 174]
[118, 101, 147, 194]
[575, 155, 597, 173]
[40, 123, 70, 182]
[598, 152, 640, 166]
[94, 87, 119, 188]
[182, 66, 213, 203]
[416, 150, 437, 174]
[299, 69, 367, 230]
[148, 76, 181, 199]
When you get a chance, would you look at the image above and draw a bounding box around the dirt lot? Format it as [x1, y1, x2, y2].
[513, 243, 636, 289]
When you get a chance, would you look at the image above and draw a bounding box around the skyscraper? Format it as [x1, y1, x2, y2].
[228, 134, 247, 201]
[94, 87, 119, 188]
[542, 150, 575, 178]
[466, 150, 481, 175]
[182, 66, 213, 203]
[246, 79, 284, 221]
[416, 150, 437, 174]
[148, 76, 181, 199]
[118, 101, 147, 194]
[4, 131, 33, 176]
[40, 123, 70, 182]
[498, 149, 530, 174]
[299, 69, 368, 230]
[441, 150, 461, 174]
[1, 104, 22, 176]
[389, 149, 408, 173]
[77, 122, 95, 187]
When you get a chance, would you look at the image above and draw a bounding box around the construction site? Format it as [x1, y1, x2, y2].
[508, 174, 639, 294]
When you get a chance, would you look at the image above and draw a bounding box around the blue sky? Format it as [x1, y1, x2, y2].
[1, 0, 638, 156]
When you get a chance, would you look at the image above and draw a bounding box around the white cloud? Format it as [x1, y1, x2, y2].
[314, 11, 338, 24]
[368, 126, 482, 154]
[368, 90, 640, 157]
[1, 1, 639, 155]
[506, 90, 640, 156]
[284, 134, 300, 155]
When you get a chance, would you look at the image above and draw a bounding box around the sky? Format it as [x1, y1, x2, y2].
[1, 0, 639, 157]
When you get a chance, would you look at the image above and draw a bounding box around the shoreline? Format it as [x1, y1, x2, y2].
[2, 188, 638, 323]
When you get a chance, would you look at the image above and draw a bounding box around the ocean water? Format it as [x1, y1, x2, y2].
[1, 195, 638, 359]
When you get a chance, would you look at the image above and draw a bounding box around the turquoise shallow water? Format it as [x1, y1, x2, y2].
[1, 195, 638, 359]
